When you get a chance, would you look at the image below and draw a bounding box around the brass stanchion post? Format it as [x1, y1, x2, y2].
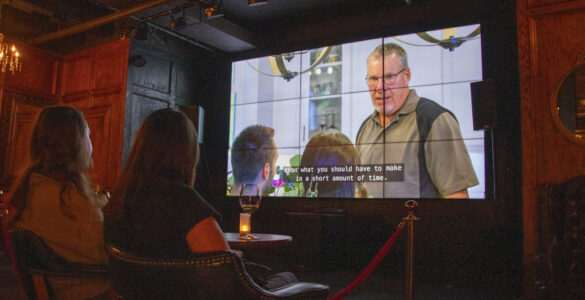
[403, 200, 419, 300]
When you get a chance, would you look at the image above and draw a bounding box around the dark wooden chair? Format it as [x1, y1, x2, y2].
[8, 228, 109, 300]
[106, 242, 330, 299]
[533, 175, 585, 299]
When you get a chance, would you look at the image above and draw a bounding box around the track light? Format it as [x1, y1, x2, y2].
[204, 4, 223, 19]
[170, 11, 186, 29]
[248, 0, 268, 6]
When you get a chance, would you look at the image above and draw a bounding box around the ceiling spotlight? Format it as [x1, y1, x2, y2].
[248, 0, 268, 6]
[204, 5, 224, 19]
[315, 68, 322, 75]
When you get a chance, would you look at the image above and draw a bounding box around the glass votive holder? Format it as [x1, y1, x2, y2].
[239, 213, 250, 237]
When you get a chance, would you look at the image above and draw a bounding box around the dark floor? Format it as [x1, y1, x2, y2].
[281, 263, 518, 300]
[0, 248, 520, 300]
[297, 269, 518, 300]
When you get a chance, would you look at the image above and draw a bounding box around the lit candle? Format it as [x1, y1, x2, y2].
[239, 213, 251, 237]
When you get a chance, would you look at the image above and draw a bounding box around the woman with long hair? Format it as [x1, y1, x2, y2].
[104, 109, 297, 292]
[104, 108, 228, 256]
[5, 105, 109, 300]
[301, 132, 368, 198]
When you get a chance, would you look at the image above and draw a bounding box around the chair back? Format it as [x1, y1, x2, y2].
[106, 242, 329, 299]
[10, 228, 62, 300]
[107, 243, 268, 299]
[9, 228, 108, 300]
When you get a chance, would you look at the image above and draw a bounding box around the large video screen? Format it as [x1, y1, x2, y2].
[227, 24, 484, 199]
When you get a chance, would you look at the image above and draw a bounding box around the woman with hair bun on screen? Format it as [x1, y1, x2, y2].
[301, 132, 368, 198]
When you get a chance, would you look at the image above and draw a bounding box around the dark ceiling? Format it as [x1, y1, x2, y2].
[0, 0, 415, 56]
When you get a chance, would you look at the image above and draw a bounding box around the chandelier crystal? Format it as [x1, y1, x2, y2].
[0, 33, 22, 74]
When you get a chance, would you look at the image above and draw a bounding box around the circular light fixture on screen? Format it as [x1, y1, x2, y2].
[268, 47, 331, 81]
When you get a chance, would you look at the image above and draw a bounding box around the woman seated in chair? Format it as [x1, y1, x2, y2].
[104, 108, 296, 289]
[5, 106, 110, 300]
[300, 132, 368, 198]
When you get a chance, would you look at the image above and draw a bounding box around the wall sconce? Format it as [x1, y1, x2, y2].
[248, 0, 268, 6]
[239, 213, 251, 237]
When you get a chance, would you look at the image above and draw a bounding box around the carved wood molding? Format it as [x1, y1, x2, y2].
[517, 5, 533, 109]
[527, 0, 585, 16]
[517, 0, 539, 261]
[532, 176, 585, 299]
[0, 90, 55, 184]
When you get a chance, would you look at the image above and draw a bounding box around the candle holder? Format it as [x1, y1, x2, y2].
[239, 213, 251, 238]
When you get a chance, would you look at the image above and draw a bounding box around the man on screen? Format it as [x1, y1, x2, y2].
[230, 125, 279, 196]
[356, 43, 478, 198]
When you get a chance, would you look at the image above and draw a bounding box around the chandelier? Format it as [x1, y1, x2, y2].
[0, 33, 22, 74]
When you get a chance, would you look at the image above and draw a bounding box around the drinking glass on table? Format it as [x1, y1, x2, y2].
[238, 184, 262, 239]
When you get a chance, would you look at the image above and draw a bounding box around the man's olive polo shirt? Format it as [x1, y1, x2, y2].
[356, 90, 479, 198]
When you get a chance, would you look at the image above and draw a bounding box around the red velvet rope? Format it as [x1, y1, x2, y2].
[328, 222, 405, 300]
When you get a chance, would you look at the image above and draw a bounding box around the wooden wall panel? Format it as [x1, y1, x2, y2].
[528, 0, 585, 15]
[93, 42, 127, 91]
[60, 39, 130, 190]
[518, 0, 585, 296]
[0, 41, 60, 187]
[531, 12, 585, 179]
[528, 0, 572, 7]
[60, 55, 92, 97]
[84, 105, 113, 189]
[6, 102, 41, 177]
[1, 39, 129, 190]
[0, 91, 55, 185]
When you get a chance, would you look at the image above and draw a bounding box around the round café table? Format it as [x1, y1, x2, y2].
[224, 232, 292, 249]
